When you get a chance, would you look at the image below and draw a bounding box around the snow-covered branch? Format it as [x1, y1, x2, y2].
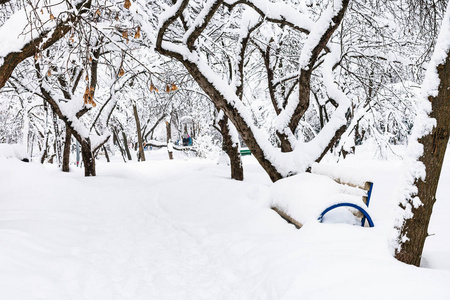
[0, 0, 92, 89]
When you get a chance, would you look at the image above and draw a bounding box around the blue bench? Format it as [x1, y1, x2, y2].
[317, 181, 374, 227]
[271, 170, 375, 229]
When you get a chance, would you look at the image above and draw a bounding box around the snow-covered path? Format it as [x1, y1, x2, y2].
[0, 153, 274, 299]
[1, 150, 450, 299]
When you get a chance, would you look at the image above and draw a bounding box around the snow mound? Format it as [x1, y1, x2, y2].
[0, 144, 29, 161]
[311, 162, 371, 188]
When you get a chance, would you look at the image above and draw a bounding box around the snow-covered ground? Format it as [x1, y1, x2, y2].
[1, 147, 450, 299]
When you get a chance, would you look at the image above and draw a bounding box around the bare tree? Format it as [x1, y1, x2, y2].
[153, 0, 351, 182]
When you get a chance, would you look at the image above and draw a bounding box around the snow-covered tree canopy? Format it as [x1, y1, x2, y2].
[0, 0, 446, 180]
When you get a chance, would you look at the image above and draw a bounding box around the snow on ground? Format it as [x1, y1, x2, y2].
[0, 147, 450, 299]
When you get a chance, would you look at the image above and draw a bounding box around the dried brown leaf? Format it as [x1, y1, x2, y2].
[134, 26, 141, 39]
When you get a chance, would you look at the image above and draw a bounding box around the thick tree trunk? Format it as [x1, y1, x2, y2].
[133, 104, 145, 162]
[62, 126, 72, 172]
[276, 132, 293, 152]
[395, 47, 450, 266]
[218, 115, 243, 181]
[80, 140, 96, 176]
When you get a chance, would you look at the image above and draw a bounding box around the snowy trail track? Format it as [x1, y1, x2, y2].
[1, 151, 450, 299]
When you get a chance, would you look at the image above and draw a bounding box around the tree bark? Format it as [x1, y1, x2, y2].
[122, 131, 133, 161]
[166, 120, 172, 143]
[81, 141, 96, 176]
[62, 126, 72, 172]
[103, 145, 110, 162]
[133, 104, 145, 161]
[395, 44, 450, 266]
[218, 115, 243, 181]
[166, 120, 173, 159]
[40, 131, 49, 164]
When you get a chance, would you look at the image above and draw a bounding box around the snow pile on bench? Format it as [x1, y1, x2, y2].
[270, 172, 371, 228]
[311, 162, 371, 188]
[0, 144, 28, 161]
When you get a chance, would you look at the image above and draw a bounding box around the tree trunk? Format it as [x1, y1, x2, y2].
[276, 132, 293, 152]
[122, 131, 133, 161]
[166, 120, 173, 159]
[218, 115, 243, 181]
[395, 34, 450, 266]
[40, 131, 49, 164]
[52, 112, 63, 166]
[103, 145, 110, 163]
[133, 104, 145, 162]
[113, 129, 127, 162]
[80, 140, 96, 176]
[62, 126, 72, 172]
[166, 120, 172, 143]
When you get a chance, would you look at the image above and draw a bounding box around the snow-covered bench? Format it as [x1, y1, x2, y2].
[270, 164, 374, 229]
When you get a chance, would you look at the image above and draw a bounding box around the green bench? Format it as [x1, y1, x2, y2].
[240, 149, 251, 156]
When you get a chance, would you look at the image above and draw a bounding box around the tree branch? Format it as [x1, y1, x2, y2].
[0, 0, 92, 89]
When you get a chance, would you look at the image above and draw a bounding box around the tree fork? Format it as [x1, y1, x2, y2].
[182, 59, 283, 182]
